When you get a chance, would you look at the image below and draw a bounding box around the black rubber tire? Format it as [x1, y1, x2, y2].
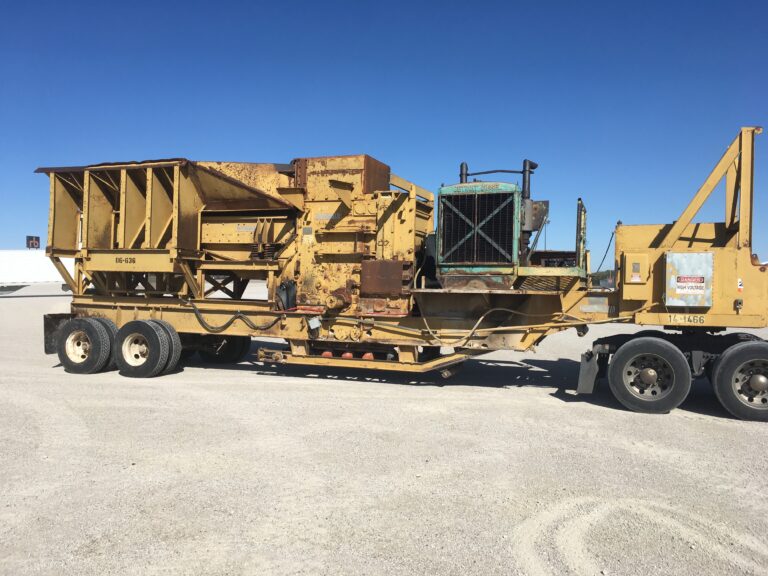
[633, 330, 666, 339]
[56, 318, 112, 374]
[237, 337, 253, 362]
[711, 341, 768, 421]
[180, 348, 197, 362]
[148, 320, 182, 374]
[705, 333, 760, 384]
[92, 318, 118, 371]
[704, 359, 718, 384]
[608, 337, 692, 414]
[199, 336, 251, 364]
[114, 320, 170, 378]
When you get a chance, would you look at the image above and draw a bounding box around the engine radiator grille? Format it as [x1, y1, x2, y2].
[439, 192, 517, 264]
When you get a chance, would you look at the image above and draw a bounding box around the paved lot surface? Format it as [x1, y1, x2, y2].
[1, 284, 767, 575]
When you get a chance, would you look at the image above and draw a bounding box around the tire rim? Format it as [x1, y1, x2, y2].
[122, 333, 149, 367]
[731, 359, 768, 409]
[621, 353, 674, 400]
[65, 330, 90, 364]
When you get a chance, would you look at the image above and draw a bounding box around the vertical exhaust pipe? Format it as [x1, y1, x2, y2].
[521, 159, 538, 263]
[522, 159, 538, 199]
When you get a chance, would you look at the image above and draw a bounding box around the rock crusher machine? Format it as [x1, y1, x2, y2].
[41, 127, 768, 420]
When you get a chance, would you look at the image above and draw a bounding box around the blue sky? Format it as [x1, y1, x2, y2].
[1, 0, 766, 265]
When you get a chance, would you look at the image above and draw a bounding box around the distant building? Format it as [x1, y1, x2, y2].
[0, 250, 73, 285]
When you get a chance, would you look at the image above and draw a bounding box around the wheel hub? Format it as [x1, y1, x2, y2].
[639, 368, 658, 386]
[732, 359, 768, 407]
[122, 333, 149, 367]
[622, 353, 674, 400]
[64, 330, 91, 364]
[748, 374, 768, 392]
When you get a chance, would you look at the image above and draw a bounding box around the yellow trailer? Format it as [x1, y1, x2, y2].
[40, 128, 768, 421]
[576, 127, 767, 420]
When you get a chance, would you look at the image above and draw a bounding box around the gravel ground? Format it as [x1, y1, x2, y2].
[1, 284, 767, 576]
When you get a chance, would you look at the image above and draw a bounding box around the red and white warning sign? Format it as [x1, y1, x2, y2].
[676, 275, 705, 294]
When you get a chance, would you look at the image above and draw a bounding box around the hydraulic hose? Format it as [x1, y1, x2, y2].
[183, 299, 281, 334]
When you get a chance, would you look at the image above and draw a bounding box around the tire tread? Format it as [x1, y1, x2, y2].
[92, 318, 118, 371]
[149, 319, 182, 374]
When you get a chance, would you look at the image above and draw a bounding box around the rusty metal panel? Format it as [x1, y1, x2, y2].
[523, 199, 549, 231]
[360, 259, 404, 296]
[362, 155, 390, 194]
[292, 158, 308, 189]
[665, 252, 713, 307]
[359, 297, 409, 316]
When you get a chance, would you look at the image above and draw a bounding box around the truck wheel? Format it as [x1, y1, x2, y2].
[236, 337, 253, 362]
[114, 320, 170, 378]
[180, 348, 197, 362]
[705, 333, 760, 383]
[633, 330, 666, 339]
[93, 318, 118, 371]
[57, 318, 112, 374]
[199, 336, 251, 364]
[608, 337, 691, 414]
[148, 320, 182, 374]
[711, 341, 768, 421]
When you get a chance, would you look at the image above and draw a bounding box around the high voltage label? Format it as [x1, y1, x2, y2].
[676, 275, 705, 294]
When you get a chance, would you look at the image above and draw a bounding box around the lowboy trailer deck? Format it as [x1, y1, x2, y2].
[41, 127, 768, 420]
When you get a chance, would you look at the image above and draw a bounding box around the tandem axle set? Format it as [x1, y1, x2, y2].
[42, 128, 768, 420]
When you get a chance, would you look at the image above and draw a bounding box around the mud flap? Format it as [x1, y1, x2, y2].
[577, 350, 600, 394]
[44, 313, 72, 354]
[577, 343, 612, 394]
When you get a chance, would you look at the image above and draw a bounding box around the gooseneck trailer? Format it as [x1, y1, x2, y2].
[41, 127, 768, 420]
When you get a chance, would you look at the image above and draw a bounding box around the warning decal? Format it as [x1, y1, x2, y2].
[665, 252, 713, 307]
[676, 275, 705, 294]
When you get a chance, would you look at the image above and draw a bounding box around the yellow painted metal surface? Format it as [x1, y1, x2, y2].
[40, 127, 764, 372]
[615, 127, 766, 329]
